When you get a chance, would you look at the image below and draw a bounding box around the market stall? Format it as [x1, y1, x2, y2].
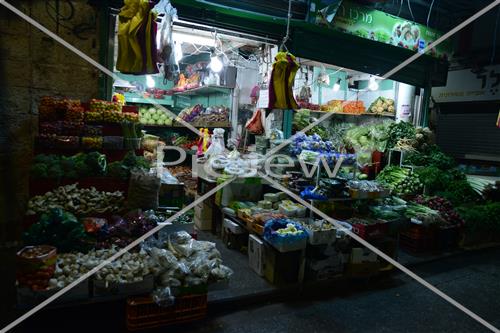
[16, 0, 500, 331]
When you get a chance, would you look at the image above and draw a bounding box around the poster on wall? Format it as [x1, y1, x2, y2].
[314, 0, 451, 60]
[432, 65, 500, 103]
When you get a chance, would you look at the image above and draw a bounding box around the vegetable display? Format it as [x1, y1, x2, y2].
[376, 166, 423, 195]
[31, 152, 106, 179]
[291, 133, 355, 165]
[344, 121, 390, 152]
[413, 196, 463, 226]
[368, 97, 395, 114]
[27, 184, 124, 216]
[405, 144, 455, 170]
[24, 209, 92, 252]
[293, 109, 329, 139]
[177, 104, 229, 124]
[139, 107, 174, 126]
[404, 203, 444, 225]
[457, 202, 500, 233]
[386, 121, 416, 150]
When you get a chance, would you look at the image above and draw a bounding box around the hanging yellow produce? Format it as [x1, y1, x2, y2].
[116, 0, 159, 74]
[268, 52, 299, 110]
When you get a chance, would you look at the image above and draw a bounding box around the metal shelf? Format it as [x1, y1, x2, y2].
[173, 85, 232, 96]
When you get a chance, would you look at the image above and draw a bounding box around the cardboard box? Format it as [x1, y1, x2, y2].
[350, 247, 378, 264]
[263, 244, 301, 285]
[93, 275, 154, 298]
[248, 235, 265, 276]
[195, 203, 213, 221]
[194, 216, 212, 231]
[346, 262, 380, 277]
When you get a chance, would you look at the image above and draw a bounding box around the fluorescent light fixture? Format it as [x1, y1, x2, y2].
[333, 78, 341, 91]
[173, 32, 216, 47]
[210, 54, 223, 73]
[368, 76, 379, 91]
[146, 75, 156, 88]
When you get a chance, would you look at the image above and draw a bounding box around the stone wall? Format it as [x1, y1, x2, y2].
[0, 0, 103, 318]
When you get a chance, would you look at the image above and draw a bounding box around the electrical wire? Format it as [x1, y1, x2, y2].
[426, 0, 436, 27]
[280, 0, 292, 51]
[407, 0, 415, 21]
[491, 7, 500, 65]
[397, 0, 403, 17]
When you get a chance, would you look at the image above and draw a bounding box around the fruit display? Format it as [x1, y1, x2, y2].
[60, 121, 84, 136]
[102, 110, 124, 123]
[85, 111, 103, 123]
[26, 183, 124, 216]
[82, 136, 103, 150]
[38, 96, 58, 121]
[342, 101, 365, 114]
[368, 97, 395, 114]
[65, 105, 85, 122]
[139, 107, 174, 126]
[320, 99, 344, 113]
[123, 112, 139, 122]
[90, 99, 122, 113]
[297, 100, 320, 110]
[83, 125, 103, 136]
[177, 104, 229, 124]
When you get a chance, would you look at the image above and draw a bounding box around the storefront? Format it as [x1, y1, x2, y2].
[8, 0, 500, 331]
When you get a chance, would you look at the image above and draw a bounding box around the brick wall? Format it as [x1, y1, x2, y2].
[0, 1, 103, 318]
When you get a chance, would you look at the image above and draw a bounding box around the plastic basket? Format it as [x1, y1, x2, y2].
[126, 294, 207, 331]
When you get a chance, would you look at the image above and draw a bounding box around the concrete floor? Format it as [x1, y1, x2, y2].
[169, 246, 500, 333]
[8, 246, 500, 333]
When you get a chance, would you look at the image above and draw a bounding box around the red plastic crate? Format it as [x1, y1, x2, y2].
[400, 224, 437, 254]
[126, 294, 207, 331]
[351, 221, 389, 240]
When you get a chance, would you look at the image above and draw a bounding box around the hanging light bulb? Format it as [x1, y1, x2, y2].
[146, 75, 156, 88]
[209, 49, 223, 73]
[333, 78, 341, 92]
[368, 76, 379, 91]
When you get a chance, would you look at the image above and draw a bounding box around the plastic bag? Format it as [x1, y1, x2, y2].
[152, 287, 175, 307]
[263, 218, 308, 246]
[127, 169, 161, 210]
[211, 265, 233, 281]
[167, 231, 195, 258]
[246, 109, 264, 135]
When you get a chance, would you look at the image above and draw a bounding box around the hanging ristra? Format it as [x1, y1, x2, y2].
[268, 52, 300, 110]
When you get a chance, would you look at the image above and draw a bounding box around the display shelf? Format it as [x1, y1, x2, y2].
[143, 122, 231, 129]
[173, 121, 231, 128]
[124, 93, 173, 106]
[304, 110, 395, 117]
[173, 85, 232, 96]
